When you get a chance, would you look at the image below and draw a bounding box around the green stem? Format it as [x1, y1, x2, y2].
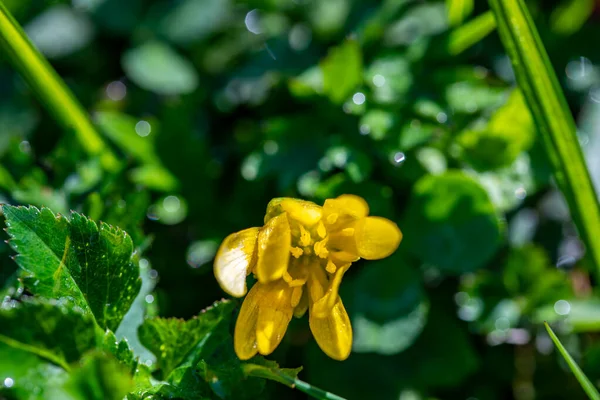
[488, 0, 600, 278]
[544, 322, 600, 400]
[243, 363, 346, 400]
[0, 2, 118, 171]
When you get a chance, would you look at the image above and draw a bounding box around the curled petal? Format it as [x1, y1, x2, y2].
[256, 280, 294, 355]
[309, 297, 353, 361]
[354, 216, 402, 260]
[323, 195, 369, 232]
[214, 227, 259, 297]
[312, 264, 349, 318]
[264, 198, 322, 226]
[256, 213, 291, 282]
[234, 282, 262, 360]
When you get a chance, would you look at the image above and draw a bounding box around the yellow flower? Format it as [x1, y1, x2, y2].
[214, 195, 402, 361]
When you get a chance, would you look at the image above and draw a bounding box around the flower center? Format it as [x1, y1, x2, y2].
[289, 221, 329, 261]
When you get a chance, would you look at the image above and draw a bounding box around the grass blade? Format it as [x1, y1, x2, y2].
[487, 0, 600, 277]
[0, 2, 118, 171]
[544, 322, 600, 400]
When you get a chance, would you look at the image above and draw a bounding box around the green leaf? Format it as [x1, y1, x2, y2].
[95, 111, 159, 165]
[403, 171, 503, 273]
[456, 89, 535, 170]
[535, 299, 600, 333]
[550, 0, 595, 36]
[359, 110, 395, 141]
[443, 11, 497, 55]
[94, 111, 179, 192]
[25, 5, 94, 59]
[352, 301, 428, 356]
[64, 351, 134, 400]
[488, 0, 600, 278]
[159, 0, 231, 45]
[545, 322, 600, 400]
[365, 55, 412, 105]
[0, 297, 97, 370]
[138, 299, 235, 378]
[2, 205, 141, 331]
[446, 0, 474, 26]
[101, 330, 138, 375]
[320, 39, 363, 104]
[122, 41, 199, 96]
[197, 341, 265, 400]
[0, 341, 70, 400]
[503, 245, 570, 312]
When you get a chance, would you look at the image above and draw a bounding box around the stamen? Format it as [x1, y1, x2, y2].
[317, 222, 327, 238]
[341, 228, 355, 237]
[290, 246, 304, 258]
[325, 259, 336, 274]
[299, 225, 312, 247]
[313, 238, 329, 259]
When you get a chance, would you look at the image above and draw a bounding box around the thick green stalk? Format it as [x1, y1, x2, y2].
[0, 2, 118, 170]
[488, 0, 600, 276]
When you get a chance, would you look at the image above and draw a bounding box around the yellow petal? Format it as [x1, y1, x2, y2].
[323, 194, 369, 219]
[264, 198, 322, 226]
[354, 216, 402, 260]
[322, 195, 369, 233]
[256, 213, 291, 282]
[256, 280, 294, 355]
[293, 288, 309, 318]
[312, 264, 349, 318]
[309, 296, 352, 361]
[234, 282, 262, 360]
[214, 227, 260, 297]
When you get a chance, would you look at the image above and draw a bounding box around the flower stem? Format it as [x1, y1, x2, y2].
[0, 2, 118, 171]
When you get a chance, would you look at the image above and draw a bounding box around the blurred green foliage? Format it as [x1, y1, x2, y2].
[1, 0, 600, 399]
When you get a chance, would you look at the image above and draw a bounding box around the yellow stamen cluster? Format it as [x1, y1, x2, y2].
[213, 195, 402, 361]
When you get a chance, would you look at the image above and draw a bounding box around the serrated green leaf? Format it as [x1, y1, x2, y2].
[545, 322, 600, 400]
[320, 39, 362, 104]
[64, 351, 133, 400]
[488, 0, 600, 278]
[0, 297, 97, 370]
[101, 330, 138, 375]
[2, 205, 141, 331]
[138, 299, 234, 378]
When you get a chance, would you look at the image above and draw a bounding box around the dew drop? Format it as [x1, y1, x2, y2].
[392, 152, 406, 165]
